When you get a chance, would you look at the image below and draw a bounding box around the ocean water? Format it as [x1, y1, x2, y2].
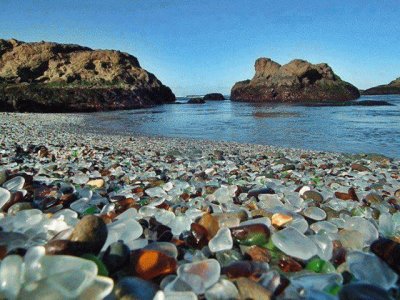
[86, 95, 400, 158]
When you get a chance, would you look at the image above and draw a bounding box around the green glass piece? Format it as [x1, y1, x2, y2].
[265, 239, 277, 251]
[82, 254, 109, 276]
[324, 283, 341, 296]
[237, 232, 268, 247]
[81, 206, 98, 216]
[306, 258, 335, 273]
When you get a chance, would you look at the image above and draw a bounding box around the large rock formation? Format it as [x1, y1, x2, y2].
[0, 39, 175, 112]
[231, 58, 360, 102]
[203, 93, 225, 100]
[362, 78, 400, 95]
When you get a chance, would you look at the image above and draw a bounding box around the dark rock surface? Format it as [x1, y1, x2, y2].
[187, 97, 205, 104]
[231, 58, 360, 102]
[0, 39, 175, 112]
[203, 93, 226, 100]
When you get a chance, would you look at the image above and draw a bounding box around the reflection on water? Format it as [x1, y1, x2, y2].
[85, 95, 400, 158]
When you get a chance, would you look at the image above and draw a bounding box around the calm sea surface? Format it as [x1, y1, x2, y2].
[86, 95, 400, 158]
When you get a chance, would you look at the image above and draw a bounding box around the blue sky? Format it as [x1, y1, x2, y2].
[0, 0, 399, 96]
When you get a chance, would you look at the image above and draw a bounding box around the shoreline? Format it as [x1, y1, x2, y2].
[1, 111, 396, 161]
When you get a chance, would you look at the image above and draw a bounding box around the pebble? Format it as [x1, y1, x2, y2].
[0, 187, 11, 209]
[365, 192, 384, 204]
[102, 241, 130, 273]
[272, 227, 318, 260]
[209, 227, 233, 252]
[177, 259, 221, 294]
[303, 190, 324, 203]
[351, 163, 371, 172]
[2, 176, 25, 191]
[347, 251, 398, 289]
[69, 215, 108, 254]
[303, 207, 327, 221]
[232, 277, 272, 299]
[205, 279, 239, 300]
[371, 238, 400, 274]
[86, 178, 105, 188]
[114, 277, 159, 300]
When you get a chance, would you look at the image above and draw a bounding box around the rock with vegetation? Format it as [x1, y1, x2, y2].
[362, 78, 400, 95]
[231, 57, 360, 102]
[203, 93, 225, 100]
[0, 39, 175, 112]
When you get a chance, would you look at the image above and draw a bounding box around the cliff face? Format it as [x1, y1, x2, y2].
[231, 58, 360, 102]
[0, 39, 175, 112]
[362, 78, 400, 95]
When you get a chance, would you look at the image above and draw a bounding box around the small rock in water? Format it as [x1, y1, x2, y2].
[209, 227, 233, 252]
[272, 227, 318, 260]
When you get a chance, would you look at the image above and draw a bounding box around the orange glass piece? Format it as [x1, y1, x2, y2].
[198, 213, 220, 239]
[272, 213, 293, 227]
[131, 249, 177, 280]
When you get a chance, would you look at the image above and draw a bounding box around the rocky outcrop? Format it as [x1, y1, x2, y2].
[203, 93, 225, 100]
[0, 39, 175, 112]
[231, 58, 360, 102]
[362, 78, 400, 95]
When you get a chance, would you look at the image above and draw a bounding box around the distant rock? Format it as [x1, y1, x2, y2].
[231, 58, 360, 102]
[299, 100, 394, 107]
[187, 97, 205, 104]
[0, 39, 175, 112]
[362, 78, 400, 95]
[203, 93, 225, 100]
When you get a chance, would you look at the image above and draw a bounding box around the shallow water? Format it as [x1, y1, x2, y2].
[86, 95, 400, 158]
